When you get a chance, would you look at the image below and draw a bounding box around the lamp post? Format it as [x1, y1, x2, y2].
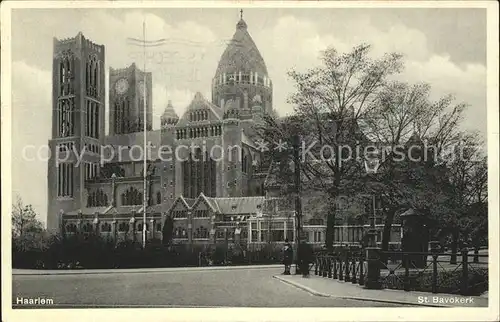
[126, 19, 151, 249]
[292, 133, 303, 275]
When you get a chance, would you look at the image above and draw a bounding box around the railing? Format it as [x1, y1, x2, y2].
[313, 247, 367, 287]
[313, 247, 488, 296]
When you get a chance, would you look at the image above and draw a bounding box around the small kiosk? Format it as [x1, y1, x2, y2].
[400, 208, 429, 268]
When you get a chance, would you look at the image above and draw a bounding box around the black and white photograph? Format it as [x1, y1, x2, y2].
[1, 1, 498, 321]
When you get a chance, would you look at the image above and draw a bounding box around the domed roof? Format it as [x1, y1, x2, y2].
[215, 18, 268, 78]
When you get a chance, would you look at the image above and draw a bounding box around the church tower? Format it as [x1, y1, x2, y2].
[160, 100, 179, 213]
[211, 12, 273, 117]
[47, 32, 105, 231]
[109, 63, 153, 135]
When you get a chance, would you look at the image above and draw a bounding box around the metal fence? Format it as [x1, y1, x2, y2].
[314, 248, 367, 286]
[313, 247, 488, 296]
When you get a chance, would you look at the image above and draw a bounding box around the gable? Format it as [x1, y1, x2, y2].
[191, 193, 218, 212]
[168, 196, 190, 213]
[176, 92, 222, 128]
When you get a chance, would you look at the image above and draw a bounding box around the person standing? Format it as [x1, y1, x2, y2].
[282, 239, 293, 275]
[298, 242, 314, 277]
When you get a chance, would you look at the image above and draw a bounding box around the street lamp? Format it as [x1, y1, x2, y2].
[127, 21, 149, 249]
[292, 133, 303, 275]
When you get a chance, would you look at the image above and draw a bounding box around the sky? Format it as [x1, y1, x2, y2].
[10, 8, 487, 224]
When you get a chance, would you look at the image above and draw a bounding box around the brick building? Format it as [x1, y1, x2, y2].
[47, 16, 401, 247]
[47, 16, 282, 243]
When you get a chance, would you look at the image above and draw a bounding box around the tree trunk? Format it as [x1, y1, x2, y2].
[381, 209, 395, 264]
[450, 229, 459, 264]
[326, 212, 335, 252]
[326, 168, 342, 253]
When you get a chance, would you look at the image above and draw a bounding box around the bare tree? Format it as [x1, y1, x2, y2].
[12, 196, 45, 252]
[12, 196, 43, 238]
[286, 44, 404, 250]
[360, 78, 483, 256]
[444, 134, 488, 254]
[359, 81, 463, 251]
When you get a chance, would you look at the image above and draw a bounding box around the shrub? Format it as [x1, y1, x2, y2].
[387, 268, 488, 296]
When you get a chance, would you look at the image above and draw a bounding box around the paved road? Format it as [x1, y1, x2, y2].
[12, 267, 412, 307]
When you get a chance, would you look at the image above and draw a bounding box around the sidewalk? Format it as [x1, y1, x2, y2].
[273, 274, 488, 307]
[13, 264, 282, 276]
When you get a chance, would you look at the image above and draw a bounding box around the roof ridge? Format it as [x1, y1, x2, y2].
[213, 196, 264, 200]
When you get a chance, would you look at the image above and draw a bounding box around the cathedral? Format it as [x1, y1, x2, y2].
[46, 14, 402, 247]
[46, 15, 304, 245]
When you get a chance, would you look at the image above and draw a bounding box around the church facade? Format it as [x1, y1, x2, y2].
[46, 17, 296, 246]
[46, 16, 402, 247]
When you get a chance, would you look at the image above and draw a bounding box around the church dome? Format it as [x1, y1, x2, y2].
[214, 18, 268, 78]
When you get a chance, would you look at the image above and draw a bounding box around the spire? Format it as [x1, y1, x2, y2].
[236, 9, 247, 30]
[161, 99, 179, 127]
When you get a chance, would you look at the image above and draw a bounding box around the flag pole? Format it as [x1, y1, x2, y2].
[142, 19, 147, 249]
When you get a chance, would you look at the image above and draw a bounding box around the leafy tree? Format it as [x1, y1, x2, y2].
[359, 81, 467, 253]
[259, 44, 403, 251]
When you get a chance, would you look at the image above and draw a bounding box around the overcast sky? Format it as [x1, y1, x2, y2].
[10, 8, 487, 223]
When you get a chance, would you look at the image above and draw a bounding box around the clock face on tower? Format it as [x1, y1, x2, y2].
[115, 78, 129, 95]
[138, 81, 145, 97]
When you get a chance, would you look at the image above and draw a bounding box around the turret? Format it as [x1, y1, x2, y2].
[161, 100, 179, 128]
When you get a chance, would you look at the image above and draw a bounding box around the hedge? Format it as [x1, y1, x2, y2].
[12, 236, 289, 269]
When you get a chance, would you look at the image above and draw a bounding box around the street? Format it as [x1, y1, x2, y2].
[12, 266, 411, 307]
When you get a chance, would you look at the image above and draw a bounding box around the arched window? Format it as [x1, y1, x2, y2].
[60, 61, 64, 85]
[137, 223, 149, 232]
[182, 150, 216, 198]
[118, 222, 129, 232]
[121, 187, 141, 206]
[82, 223, 92, 233]
[88, 189, 108, 207]
[65, 223, 77, 233]
[96, 60, 100, 95]
[86, 60, 90, 94]
[200, 226, 208, 238]
[101, 222, 112, 232]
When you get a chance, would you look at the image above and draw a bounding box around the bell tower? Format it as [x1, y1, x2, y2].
[47, 32, 105, 232]
[109, 63, 153, 135]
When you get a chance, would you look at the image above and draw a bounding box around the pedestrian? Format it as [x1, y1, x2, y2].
[282, 238, 293, 275]
[298, 242, 314, 278]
